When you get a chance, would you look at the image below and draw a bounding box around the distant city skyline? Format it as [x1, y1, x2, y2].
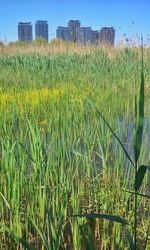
[0, 1, 149, 45]
[17, 19, 115, 45]
[56, 20, 115, 45]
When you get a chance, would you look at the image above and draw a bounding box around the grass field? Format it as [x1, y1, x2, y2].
[0, 43, 150, 249]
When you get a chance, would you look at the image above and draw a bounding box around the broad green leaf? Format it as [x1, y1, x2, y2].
[73, 213, 128, 225]
[135, 165, 150, 191]
[134, 96, 137, 124]
[134, 70, 144, 163]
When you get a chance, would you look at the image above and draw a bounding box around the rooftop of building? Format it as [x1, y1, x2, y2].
[68, 20, 80, 22]
[18, 22, 32, 25]
[35, 20, 48, 23]
[79, 27, 91, 29]
[101, 27, 115, 30]
[57, 26, 68, 29]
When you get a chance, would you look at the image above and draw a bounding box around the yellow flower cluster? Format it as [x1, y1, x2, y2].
[0, 86, 64, 111]
[0, 85, 92, 116]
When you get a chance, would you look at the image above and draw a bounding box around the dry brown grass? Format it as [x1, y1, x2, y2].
[0, 39, 149, 62]
[0, 40, 122, 58]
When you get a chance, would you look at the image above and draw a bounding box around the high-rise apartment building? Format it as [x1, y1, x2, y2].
[56, 26, 69, 41]
[68, 20, 81, 42]
[68, 20, 81, 29]
[18, 22, 33, 42]
[35, 21, 48, 42]
[77, 27, 92, 45]
[92, 30, 100, 44]
[99, 27, 115, 45]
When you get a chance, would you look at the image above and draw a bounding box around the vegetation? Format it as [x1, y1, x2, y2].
[0, 43, 150, 249]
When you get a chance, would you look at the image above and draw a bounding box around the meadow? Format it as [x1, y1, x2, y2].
[0, 42, 150, 249]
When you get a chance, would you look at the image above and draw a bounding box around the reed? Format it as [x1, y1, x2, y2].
[0, 43, 150, 249]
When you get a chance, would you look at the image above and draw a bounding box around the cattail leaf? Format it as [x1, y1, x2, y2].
[134, 67, 144, 163]
[134, 95, 137, 124]
[135, 165, 150, 191]
[123, 189, 150, 199]
[73, 213, 128, 225]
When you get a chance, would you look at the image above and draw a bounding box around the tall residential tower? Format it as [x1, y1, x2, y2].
[18, 22, 33, 42]
[35, 21, 49, 42]
[77, 27, 92, 45]
[68, 20, 81, 42]
[56, 26, 69, 41]
[99, 27, 115, 45]
[92, 30, 100, 44]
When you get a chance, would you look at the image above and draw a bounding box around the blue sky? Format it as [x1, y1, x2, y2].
[0, 0, 149, 44]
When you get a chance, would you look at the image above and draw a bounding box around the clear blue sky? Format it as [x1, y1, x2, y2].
[0, 0, 149, 44]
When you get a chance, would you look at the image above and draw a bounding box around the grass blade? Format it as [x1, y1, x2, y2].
[126, 229, 135, 250]
[54, 214, 64, 250]
[0, 192, 10, 210]
[18, 140, 36, 163]
[0, 225, 36, 250]
[79, 223, 95, 250]
[143, 221, 150, 249]
[29, 216, 50, 250]
[88, 99, 134, 166]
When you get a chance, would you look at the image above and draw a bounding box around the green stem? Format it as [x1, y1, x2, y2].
[134, 162, 138, 250]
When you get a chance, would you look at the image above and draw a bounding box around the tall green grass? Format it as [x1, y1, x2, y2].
[74, 40, 150, 250]
[0, 46, 150, 249]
